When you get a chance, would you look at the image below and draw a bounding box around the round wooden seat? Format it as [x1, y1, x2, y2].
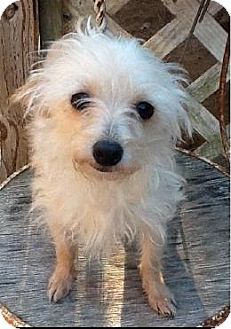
[0, 152, 229, 327]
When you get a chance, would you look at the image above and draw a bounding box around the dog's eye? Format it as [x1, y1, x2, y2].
[136, 101, 155, 120]
[71, 92, 90, 111]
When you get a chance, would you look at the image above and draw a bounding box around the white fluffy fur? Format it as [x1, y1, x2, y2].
[16, 28, 191, 259]
[15, 26, 192, 314]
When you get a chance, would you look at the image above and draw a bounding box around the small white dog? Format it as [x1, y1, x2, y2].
[15, 25, 191, 317]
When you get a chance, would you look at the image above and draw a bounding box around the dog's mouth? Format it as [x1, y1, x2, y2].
[91, 165, 114, 173]
[90, 164, 122, 180]
[90, 163, 139, 179]
[73, 158, 138, 180]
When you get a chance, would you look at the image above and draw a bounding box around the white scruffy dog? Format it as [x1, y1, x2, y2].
[15, 26, 191, 317]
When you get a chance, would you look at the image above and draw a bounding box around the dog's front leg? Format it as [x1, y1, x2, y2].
[139, 234, 176, 317]
[47, 223, 77, 303]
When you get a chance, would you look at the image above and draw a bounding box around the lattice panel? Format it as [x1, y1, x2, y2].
[105, 0, 229, 160]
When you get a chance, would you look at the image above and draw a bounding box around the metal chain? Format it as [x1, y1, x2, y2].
[93, 0, 107, 31]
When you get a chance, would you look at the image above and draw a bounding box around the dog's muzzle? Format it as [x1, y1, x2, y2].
[93, 140, 123, 167]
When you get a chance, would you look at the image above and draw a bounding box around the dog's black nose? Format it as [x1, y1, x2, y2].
[93, 140, 123, 166]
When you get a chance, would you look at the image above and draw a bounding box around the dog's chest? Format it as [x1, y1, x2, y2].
[70, 179, 145, 251]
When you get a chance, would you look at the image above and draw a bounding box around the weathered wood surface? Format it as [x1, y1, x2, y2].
[0, 153, 229, 327]
[0, 0, 39, 183]
[38, 0, 63, 47]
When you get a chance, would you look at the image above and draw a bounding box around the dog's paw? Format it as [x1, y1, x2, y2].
[143, 281, 176, 318]
[48, 267, 75, 303]
[147, 287, 176, 318]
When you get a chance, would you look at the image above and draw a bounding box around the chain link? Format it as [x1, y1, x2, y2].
[93, 0, 107, 31]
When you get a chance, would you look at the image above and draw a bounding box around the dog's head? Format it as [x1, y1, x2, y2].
[15, 29, 191, 180]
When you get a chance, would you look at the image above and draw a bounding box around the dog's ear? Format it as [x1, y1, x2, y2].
[11, 65, 53, 118]
[12, 34, 79, 118]
[12, 78, 36, 105]
[175, 87, 192, 142]
[11, 36, 68, 118]
[164, 63, 192, 142]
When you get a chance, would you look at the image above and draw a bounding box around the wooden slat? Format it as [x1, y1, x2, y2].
[162, 0, 222, 17]
[187, 63, 221, 103]
[107, 0, 131, 15]
[187, 97, 220, 141]
[161, 0, 178, 16]
[193, 13, 227, 63]
[161, 0, 228, 62]
[108, 0, 221, 19]
[144, 19, 190, 59]
[207, 1, 223, 16]
[195, 126, 230, 159]
[195, 137, 223, 160]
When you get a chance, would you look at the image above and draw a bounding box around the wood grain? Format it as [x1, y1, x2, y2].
[0, 153, 229, 327]
[0, 0, 39, 183]
[187, 63, 224, 103]
[144, 19, 190, 59]
[38, 0, 62, 46]
[106, 0, 131, 15]
[187, 96, 220, 141]
[161, 0, 228, 62]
